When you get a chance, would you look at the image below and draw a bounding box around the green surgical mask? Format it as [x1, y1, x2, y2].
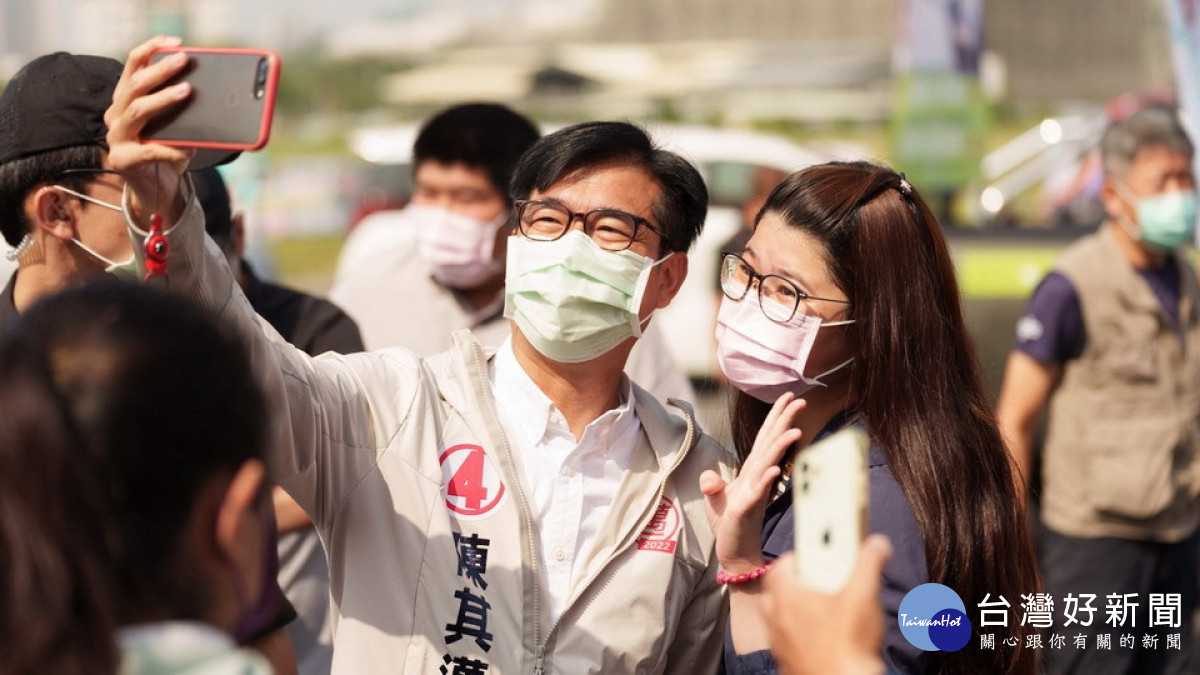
[1117, 183, 1198, 252]
[504, 230, 673, 364]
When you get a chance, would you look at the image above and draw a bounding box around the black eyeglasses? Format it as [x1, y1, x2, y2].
[514, 199, 666, 253]
[719, 251, 850, 323]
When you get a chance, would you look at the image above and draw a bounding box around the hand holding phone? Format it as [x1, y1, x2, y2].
[792, 426, 869, 593]
[765, 537, 893, 675]
[143, 47, 280, 164]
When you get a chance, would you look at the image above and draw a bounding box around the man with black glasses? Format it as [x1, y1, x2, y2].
[329, 103, 694, 406]
[108, 36, 735, 674]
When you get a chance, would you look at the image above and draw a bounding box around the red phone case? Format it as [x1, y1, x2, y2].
[144, 47, 281, 152]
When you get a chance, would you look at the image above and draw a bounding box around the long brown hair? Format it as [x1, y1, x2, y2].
[0, 334, 118, 675]
[730, 162, 1040, 675]
[0, 282, 270, 672]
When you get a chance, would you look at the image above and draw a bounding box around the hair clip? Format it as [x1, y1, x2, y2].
[898, 172, 913, 196]
[5, 233, 33, 261]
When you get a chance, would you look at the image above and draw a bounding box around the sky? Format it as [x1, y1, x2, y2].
[236, 0, 587, 50]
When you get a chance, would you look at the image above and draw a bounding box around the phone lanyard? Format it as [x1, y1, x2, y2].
[142, 166, 169, 282]
[143, 212, 168, 281]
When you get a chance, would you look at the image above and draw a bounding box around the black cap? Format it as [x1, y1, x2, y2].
[0, 52, 124, 165]
[193, 166, 233, 244]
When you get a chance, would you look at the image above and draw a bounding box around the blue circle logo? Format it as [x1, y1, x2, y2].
[898, 583, 972, 652]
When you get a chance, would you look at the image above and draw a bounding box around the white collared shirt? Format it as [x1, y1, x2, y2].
[490, 337, 641, 623]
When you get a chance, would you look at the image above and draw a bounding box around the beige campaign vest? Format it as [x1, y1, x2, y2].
[134, 189, 737, 674]
[319, 332, 734, 674]
[1042, 226, 1200, 542]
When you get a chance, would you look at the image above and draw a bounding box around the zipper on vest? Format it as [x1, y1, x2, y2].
[532, 399, 700, 667]
[533, 645, 546, 675]
[464, 339, 547, 660]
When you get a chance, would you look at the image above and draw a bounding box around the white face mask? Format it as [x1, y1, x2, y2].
[410, 204, 506, 288]
[504, 230, 673, 364]
[51, 184, 137, 277]
[715, 291, 854, 403]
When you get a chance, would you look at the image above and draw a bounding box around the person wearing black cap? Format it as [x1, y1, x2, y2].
[0, 52, 242, 329]
[0, 51, 132, 328]
[195, 165, 362, 675]
[0, 48, 300, 674]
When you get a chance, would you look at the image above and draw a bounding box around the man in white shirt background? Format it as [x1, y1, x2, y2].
[330, 103, 696, 406]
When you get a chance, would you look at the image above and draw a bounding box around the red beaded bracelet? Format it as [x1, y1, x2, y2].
[716, 561, 772, 585]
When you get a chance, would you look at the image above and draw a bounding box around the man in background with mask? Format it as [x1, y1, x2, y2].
[330, 103, 695, 405]
[0, 49, 302, 673]
[997, 106, 1200, 675]
[108, 37, 735, 672]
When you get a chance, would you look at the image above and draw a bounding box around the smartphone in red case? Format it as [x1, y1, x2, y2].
[144, 47, 280, 153]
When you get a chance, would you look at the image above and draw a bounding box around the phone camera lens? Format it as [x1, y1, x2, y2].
[254, 58, 268, 99]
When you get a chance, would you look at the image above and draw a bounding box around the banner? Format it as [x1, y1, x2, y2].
[891, 0, 988, 193]
[1164, 0, 1200, 176]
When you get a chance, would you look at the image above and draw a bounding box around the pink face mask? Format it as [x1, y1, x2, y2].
[411, 204, 506, 288]
[714, 291, 854, 403]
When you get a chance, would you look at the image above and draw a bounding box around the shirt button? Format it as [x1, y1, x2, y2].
[564, 466, 577, 478]
[554, 548, 566, 562]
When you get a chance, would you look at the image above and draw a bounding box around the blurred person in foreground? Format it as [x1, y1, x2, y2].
[997, 106, 1200, 674]
[0, 291, 120, 675]
[763, 535, 893, 675]
[0, 47, 297, 672]
[329, 103, 695, 405]
[198, 166, 363, 675]
[106, 36, 736, 673]
[0, 282, 274, 674]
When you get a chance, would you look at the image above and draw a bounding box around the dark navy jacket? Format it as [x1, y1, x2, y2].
[722, 413, 930, 674]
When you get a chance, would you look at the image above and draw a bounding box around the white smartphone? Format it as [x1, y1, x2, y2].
[792, 426, 869, 593]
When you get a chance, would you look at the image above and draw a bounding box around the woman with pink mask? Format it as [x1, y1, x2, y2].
[700, 162, 1041, 675]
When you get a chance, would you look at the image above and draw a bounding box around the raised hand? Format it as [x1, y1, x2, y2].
[104, 36, 195, 225]
[699, 392, 805, 574]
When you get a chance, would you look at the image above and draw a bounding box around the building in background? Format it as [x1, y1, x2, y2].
[0, 0, 1179, 111]
[988, 0, 1172, 105]
[598, 0, 892, 43]
[0, 0, 148, 69]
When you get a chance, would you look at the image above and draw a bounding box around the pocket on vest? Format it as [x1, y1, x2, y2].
[1097, 339, 1159, 386]
[1084, 430, 1177, 520]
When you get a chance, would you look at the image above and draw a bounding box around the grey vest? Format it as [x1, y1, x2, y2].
[1042, 226, 1200, 542]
